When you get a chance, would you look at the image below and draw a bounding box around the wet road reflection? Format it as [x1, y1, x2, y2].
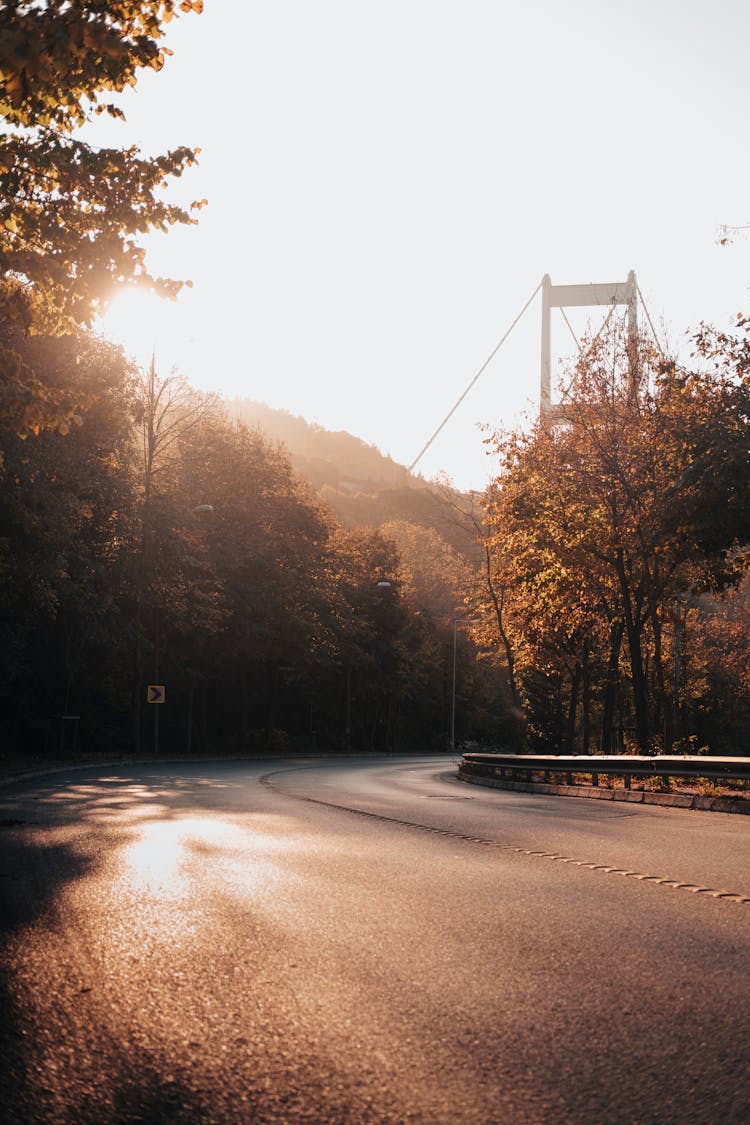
[2, 758, 750, 1124]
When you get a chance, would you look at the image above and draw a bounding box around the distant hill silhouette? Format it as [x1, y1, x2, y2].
[228, 399, 410, 490]
[226, 398, 482, 559]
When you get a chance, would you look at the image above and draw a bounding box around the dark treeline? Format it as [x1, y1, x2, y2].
[4, 317, 750, 763]
[0, 0, 514, 763]
[0, 332, 512, 760]
[3, 321, 750, 763]
[6, 1, 748, 765]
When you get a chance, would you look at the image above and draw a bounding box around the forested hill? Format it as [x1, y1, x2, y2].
[227, 398, 480, 557]
[228, 399, 411, 490]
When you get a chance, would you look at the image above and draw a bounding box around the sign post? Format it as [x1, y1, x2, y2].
[147, 685, 165, 756]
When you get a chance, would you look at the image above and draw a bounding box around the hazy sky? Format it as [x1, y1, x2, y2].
[94, 0, 750, 490]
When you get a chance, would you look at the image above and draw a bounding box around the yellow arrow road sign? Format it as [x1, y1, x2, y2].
[147, 685, 166, 704]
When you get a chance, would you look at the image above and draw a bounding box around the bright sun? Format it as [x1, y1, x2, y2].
[96, 289, 189, 372]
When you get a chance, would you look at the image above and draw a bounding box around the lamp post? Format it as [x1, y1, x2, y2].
[451, 616, 479, 753]
[451, 618, 459, 753]
[344, 578, 394, 751]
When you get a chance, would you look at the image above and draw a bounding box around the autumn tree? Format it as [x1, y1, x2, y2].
[168, 416, 339, 750]
[381, 520, 468, 624]
[316, 526, 407, 750]
[483, 480, 606, 752]
[697, 577, 750, 750]
[0, 0, 204, 437]
[485, 321, 750, 754]
[377, 520, 462, 744]
[431, 479, 528, 749]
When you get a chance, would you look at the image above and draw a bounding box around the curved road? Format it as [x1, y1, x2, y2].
[1, 755, 750, 1123]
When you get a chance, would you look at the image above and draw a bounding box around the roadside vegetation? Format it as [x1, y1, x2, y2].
[476, 322, 750, 756]
[1, 3, 748, 762]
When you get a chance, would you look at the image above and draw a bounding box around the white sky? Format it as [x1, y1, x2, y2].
[94, 0, 750, 491]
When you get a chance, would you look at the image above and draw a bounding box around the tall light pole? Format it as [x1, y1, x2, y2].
[451, 616, 479, 753]
[345, 579, 393, 751]
[451, 617, 459, 753]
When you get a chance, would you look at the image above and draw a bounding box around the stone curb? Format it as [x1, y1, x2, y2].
[457, 767, 750, 815]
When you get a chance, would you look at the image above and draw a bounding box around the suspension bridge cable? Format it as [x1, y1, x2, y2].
[636, 282, 666, 358]
[588, 300, 617, 351]
[408, 278, 543, 474]
[560, 306, 582, 352]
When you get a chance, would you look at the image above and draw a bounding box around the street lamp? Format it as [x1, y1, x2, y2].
[344, 578, 394, 751]
[451, 616, 479, 753]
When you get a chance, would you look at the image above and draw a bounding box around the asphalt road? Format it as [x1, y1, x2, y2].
[1, 755, 750, 1124]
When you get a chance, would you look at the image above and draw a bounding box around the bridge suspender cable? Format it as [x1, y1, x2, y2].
[636, 282, 666, 358]
[408, 275, 662, 475]
[408, 278, 543, 474]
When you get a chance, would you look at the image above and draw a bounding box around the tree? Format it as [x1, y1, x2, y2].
[127, 357, 220, 752]
[380, 520, 468, 625]
[0, 332, 139, 751]
[172, 416, 338, 750]
[484, 321, 750, 754]
[0, 1, 204, 437]
[434, 479, 526, 736]
[313, 526, 404, 751]
[697, 577, 750, 750]
[378, 520, 466, 745]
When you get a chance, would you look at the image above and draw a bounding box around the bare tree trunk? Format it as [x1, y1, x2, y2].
[186, 672, 198, 755]
[344, 664, 351, 751]
[627, 627, 651, 752]
[131, 622, 142, 755]
[581, 644, 591, 755]
[672, 610, 682, 747]
[196, 677, 208, 753]
[600, 619, 623, 754]
[240, 665, 250, 741]
[554, 679, 565, 753]
[565, 664, 582, 753]
[483, 545, 520, 710]
[615, 550, 651, 752]
[651, 601, 671, 753]
[265, 665, 279, 743]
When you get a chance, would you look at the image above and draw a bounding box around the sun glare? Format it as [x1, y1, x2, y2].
[97, 289, 187, 371]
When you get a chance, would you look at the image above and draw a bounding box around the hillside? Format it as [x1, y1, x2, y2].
[228, 399, 411, 490]
[226, 398, 482, 559]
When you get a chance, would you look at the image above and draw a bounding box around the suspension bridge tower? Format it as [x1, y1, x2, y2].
[540, 270, 638, 418]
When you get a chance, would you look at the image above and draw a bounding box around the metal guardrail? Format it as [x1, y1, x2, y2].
[460, 753, 750, 790]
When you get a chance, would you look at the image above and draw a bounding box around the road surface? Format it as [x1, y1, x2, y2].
[1, 755, 750, 1123]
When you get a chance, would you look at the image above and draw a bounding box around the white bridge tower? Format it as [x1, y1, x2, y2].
[540, 271, 638, 417]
